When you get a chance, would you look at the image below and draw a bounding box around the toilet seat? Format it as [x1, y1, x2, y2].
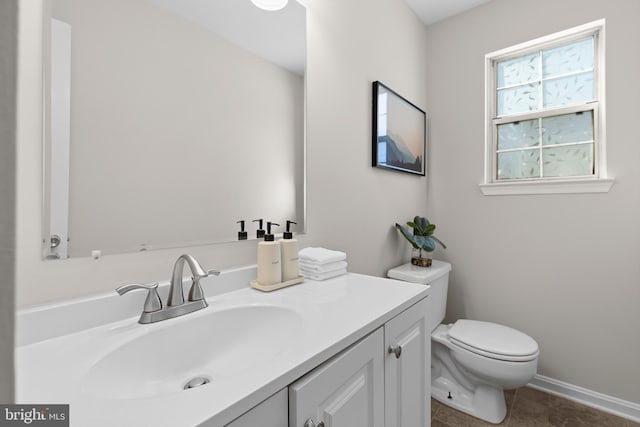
[448, 320, 539, 362]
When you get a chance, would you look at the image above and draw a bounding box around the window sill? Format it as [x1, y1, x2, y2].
[479, 178, 614, 196]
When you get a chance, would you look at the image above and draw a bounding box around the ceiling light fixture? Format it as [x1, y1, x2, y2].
[251, 0, 288, 11]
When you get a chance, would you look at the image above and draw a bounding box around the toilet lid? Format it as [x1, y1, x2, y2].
[449, 320, 539, 362]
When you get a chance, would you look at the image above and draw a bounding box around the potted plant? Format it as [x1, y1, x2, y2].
[395, 216, 446, 267]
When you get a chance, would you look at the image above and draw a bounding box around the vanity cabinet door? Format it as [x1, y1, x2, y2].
[289, 328, 384, 427]
[384, 297, 430, 427]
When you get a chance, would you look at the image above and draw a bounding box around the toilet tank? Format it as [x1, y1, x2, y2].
[387, 260, 451, 330]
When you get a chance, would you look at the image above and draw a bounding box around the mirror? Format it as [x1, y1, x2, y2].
[42, 0, 306, 259]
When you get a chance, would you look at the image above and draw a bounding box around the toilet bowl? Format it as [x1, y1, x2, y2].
[431, 320, 538, 423]
[387, 261, 539, 424]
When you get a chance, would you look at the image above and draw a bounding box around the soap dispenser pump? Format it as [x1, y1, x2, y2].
[252, 219, 266, 239]
[256, 222, 281, 286]
[236, 220, 247, 240]
[280, 220, 299, 281]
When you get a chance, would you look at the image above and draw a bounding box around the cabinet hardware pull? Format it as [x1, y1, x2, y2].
[388, 344, 402, 358]
[50, 234, 61, 248]
[303, 419, 324, 427]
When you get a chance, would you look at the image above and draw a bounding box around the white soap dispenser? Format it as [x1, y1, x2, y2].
[280, 220, 299, 281]
[256, 222, 281, 286]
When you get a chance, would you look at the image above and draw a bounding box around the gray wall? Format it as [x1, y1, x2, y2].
[303, 0, 430, 275]
[425, 0, 640, 404]
[0, 0, 17, 404]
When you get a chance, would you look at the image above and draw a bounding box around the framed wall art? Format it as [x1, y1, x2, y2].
[372, 81, 426, 176]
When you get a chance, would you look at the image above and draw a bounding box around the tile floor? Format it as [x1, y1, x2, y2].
[431, 387, 640, 427]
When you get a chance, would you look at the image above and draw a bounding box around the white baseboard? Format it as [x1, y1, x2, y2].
[528, 374, 640, 423]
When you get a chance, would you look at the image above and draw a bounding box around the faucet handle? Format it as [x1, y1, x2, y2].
[188, 278, 205, 302]
[116, 283, 162, 313]
[187, 269, 220, 302]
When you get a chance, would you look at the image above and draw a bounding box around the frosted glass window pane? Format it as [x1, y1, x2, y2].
[542, 112, 593, 146]
[497, 83, 539, 116]
[543, 144, 594, 177]
[542, 37, 593, 78]
[497, 53, 539, 88]
[543, 72, 594, 108]
[497, 119, 539, 150]
[497, 150, 540, 180]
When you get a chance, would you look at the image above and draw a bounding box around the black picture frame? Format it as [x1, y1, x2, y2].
[372, 81, 426, 176]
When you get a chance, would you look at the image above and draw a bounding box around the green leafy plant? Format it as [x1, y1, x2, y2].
[395, 215, 446, 259]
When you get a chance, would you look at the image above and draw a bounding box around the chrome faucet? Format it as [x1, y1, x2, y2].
[116, 254, 220, 324]
[168, 254, 210, 306]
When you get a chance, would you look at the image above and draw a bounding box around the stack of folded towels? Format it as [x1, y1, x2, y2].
[299, 247, 348, 281]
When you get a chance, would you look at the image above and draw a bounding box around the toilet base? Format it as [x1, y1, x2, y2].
[432, 375, 507, 424]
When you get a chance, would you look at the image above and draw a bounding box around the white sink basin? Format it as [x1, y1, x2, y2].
[82, 303, 303, 399]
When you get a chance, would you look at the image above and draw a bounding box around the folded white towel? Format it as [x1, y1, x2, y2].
[300, 266, 346, 279]
[299, 260, 348, 273]
[298, 247, 347, 265]
[301, 268, 347, 281]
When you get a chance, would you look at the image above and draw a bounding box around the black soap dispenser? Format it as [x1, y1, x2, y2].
[236, 220, 248, 240]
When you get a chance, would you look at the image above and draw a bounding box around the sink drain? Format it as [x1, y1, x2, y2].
[184, 376, 210, 390]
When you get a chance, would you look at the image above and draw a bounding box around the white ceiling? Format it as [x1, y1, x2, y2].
[404, 0, 493, 26]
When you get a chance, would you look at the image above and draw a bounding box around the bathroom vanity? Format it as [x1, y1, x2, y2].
[236, 296, 430, 427]
[16, 267, 431, 426]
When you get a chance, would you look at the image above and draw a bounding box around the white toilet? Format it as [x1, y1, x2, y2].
[387, 260, 539, 424]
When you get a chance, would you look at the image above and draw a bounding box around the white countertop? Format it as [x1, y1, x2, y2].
[16, 270, 429, 427]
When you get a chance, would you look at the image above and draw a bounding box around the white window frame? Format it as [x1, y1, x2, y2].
[480, 19, 613, 196]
